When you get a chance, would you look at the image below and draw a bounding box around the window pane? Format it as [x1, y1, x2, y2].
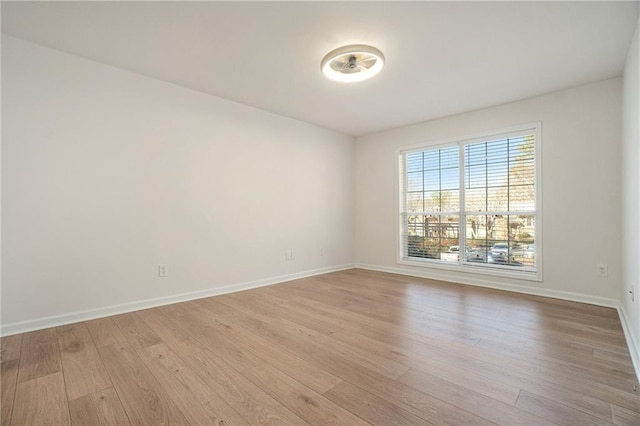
[466, 187, 486, 211]
[424, 169, 440, 191]
[442, 190, 460, 211]
[440, 147, 459, 168]
[486, 186, 509, 211]
[487, 162, 508, 187]
[509, 135, 535, 162]
[407, 215, 426, 238]
[463, 214, 535, 268]
[424, 190, 460, 212]
[423, 151, 440, 171]
[466, 164, 486, 188]
[510, 215, 536, 268]
[464, 135, 535, 214]
[405, 146, 460, 213]
[406, 152, 423, 172]
[407, 171, 422, 192]
[465, 143, 486, 166]
[424, 191, 442, 212]
[405, 215, 459, 262]
[407, 192, 424, 213]
[465, 215, 487, 249]
[509, 158, 535, 183]
[486, 139, 508, 164]
[441, 168, 459, 190]
[509, 185, 535, 210]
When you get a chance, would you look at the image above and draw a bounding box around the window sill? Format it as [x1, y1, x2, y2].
[397, 257, 543, 282]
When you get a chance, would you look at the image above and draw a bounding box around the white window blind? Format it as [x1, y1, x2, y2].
[400, 125, 539, 277]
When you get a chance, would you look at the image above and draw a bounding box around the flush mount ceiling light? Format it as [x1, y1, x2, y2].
[321, 44, 385, 83]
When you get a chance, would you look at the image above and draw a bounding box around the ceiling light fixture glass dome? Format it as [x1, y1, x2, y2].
[321, 44, 385, 83]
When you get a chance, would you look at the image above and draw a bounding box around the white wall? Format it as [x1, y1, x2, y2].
[1, 36, 354, 331]
[621, 16, 640, 369]
[355, 78, 622, 304]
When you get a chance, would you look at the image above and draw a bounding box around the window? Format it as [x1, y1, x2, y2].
[399, 124, 540, 279]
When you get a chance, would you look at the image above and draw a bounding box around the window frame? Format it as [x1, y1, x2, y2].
[396, 123, 543, 282]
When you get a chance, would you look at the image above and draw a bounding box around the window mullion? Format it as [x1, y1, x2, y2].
[459, 143, 466, 264]
[484, 142, 489, 250]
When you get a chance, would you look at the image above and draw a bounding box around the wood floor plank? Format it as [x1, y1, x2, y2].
[68, 388, 130, 426]
[237, 315, 493, 426]
[264, 286, 439, 346]
[371, 277, 620, 334]
[367, 278, 611, 332]
[135, 308, 208, 357]
[393, 292, 622, 351]
[11, 372, 71, 425]
[347, 366, 494, 426]
[429, 335, 640, 410]
[348, 268, 620, 320]
[331, 328, 521, 405]
[235, 314, 396, 385]
[241, 363, 370, 426]
[468, 326, 636, 385]
[611, 404, 640, 426]
[477, 335, 636, 380]
[137, 342, 249, 426]
[163, 306, 264, 373]
[397, 368, 554, 425]
[1, 360, 19, 426]
[98, 341, 189, 425]
[218, 297, 410, 380]
[324, 380, 432, 426]
[182, 301, 343, 393]
[194, 297, 251, 323]
[223, 289, 342, 336]
[17, 328, 61, 382]
[111, 312, 162, 349]
[185, 349, 308, 425]
[1, 335, 22, 362]
[68, 394, 101, 426]
[515, 390, 614, 425]
[155, 299, 194, 318]
[85, 317, 127, 348]
[276, 316, 410, 380]
[57, 323, 112, 400]
[396, 331, 632, 419]
[526, 334, 628, 358]
[594, 348, 635, 367]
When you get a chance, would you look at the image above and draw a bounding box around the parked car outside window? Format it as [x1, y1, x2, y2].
[491, 243, 509, 255]
[448, 245, 482, 261]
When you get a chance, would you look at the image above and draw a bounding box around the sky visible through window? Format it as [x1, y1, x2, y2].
[406, 136, 533, 213]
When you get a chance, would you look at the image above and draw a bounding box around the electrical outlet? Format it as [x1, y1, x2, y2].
[320, 247, 324, 256]
[630, 285, 635, 302]
[596, 264, 608, 277]
[285, 250, 295, 261]
[158, 264, 168, 277]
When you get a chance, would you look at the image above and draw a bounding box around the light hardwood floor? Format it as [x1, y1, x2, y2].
[1, 269, 639, 425]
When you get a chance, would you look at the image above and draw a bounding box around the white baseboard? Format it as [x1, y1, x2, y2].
[355, 263, 619, 307]
[618, 304, 640, 383]
[0, 263, 355, 336]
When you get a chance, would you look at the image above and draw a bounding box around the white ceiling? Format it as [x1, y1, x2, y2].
[2, 1, 638, 136]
